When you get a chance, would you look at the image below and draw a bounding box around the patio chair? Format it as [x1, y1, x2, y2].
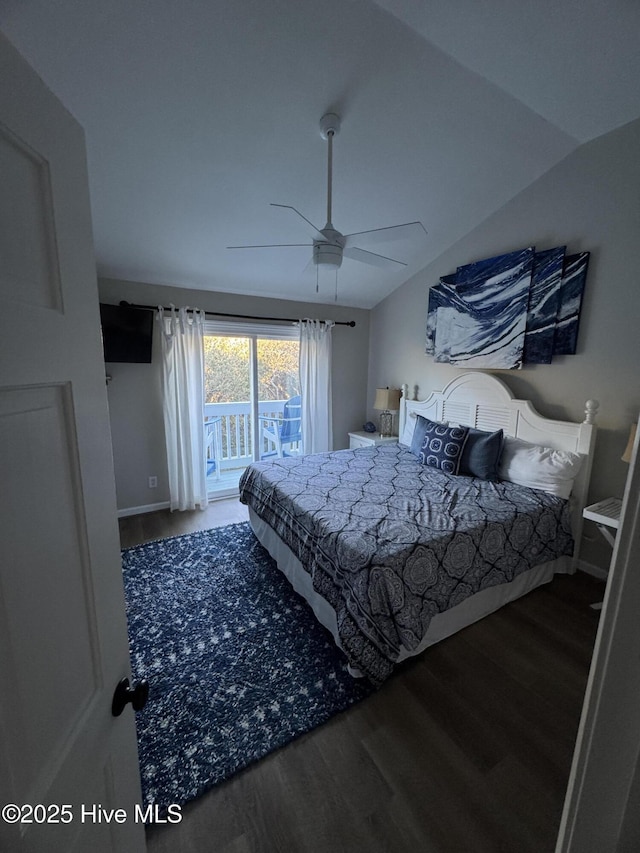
[260, 395, 302, 459]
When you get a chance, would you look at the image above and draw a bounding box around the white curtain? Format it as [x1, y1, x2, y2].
[298, 319, 334, 454]
[158, 305, 207, 511]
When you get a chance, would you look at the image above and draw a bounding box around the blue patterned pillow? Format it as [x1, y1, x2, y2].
[419, 420, 469, 474]
[410, 414, 448, 457]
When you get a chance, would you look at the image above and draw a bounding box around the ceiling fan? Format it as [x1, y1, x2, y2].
[227, 113, 427, 294]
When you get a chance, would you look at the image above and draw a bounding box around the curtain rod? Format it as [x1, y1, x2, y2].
[119, 301, 356, 327]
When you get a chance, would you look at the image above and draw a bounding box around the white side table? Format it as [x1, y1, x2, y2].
[348, 431, 398, 450]
[583, 497, 622, 547]
[583, 497, 622, 609]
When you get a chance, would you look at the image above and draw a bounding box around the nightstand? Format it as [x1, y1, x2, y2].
[583, 497, 622, 610]
[583, 497, 622, 548]
[348, 431, 398, 450]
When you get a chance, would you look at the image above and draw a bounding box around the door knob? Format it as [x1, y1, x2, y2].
[112, 677, 149, 717]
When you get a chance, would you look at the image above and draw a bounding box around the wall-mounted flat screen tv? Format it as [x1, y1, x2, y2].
[99, 303, 154, 363]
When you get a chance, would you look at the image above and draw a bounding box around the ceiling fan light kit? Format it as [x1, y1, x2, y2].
[227, 112, 427, 298]
[314, 235, 343, 268]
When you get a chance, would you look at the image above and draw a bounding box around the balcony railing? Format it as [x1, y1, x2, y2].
[204, 399, 295, 473]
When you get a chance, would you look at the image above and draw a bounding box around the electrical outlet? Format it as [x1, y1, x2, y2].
[148, 476, 158, 489]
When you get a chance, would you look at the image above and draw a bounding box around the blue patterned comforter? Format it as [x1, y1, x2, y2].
[239, 443, 573, 685]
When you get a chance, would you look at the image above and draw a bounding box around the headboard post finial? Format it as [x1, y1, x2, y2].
[399, 384, 410, 440]
[584, 399, 599, 425]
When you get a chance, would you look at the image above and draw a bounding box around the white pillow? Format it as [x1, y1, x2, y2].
[498, 437, 583, 499]
[399, 411, 417, 447]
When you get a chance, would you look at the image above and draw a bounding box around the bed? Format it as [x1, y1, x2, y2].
[239, 372, 598, 686]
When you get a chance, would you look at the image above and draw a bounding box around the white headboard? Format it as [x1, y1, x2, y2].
[399, 372, 599, 568]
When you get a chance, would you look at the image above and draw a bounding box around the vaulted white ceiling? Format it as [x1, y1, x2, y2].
[2, 0, 639, 308]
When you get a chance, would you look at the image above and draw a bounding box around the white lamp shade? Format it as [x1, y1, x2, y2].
[374, 387, 401, 411]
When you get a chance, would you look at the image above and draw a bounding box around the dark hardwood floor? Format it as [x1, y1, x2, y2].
[118, 497, 250, 548]
[120, 501, 604, 853]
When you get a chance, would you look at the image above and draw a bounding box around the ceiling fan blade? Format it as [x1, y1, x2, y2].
[270, 203, 325, 241]
[344, 221, 427, 246]
[343, 246, 407, 268]
[227, 243, 312, 249]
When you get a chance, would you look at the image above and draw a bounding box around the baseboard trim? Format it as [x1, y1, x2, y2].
[577, 559, 609, 580]
[117, 500, 171, 518]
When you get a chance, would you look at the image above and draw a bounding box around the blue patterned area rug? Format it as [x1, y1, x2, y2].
[122, 522, 374, 811]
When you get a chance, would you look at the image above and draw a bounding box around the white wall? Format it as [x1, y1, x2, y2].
[369, 117, 640, 571]
[98, 278, 370, 512]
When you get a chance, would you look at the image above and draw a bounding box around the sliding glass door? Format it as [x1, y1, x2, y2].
[256, 337, 301, 460]
[203, 322, 300, 497]
[203, 335, 252, 493]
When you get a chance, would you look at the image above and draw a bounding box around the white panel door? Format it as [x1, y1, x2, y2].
[0, 33, 146, 853]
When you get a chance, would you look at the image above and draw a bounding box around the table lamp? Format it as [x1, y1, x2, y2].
[374, 387, 401, 437]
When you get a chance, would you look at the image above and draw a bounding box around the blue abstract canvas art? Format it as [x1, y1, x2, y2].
[554, 252, 590, 355]
[522, 246, 566, 364]
[426, 245, 589, 367]
[433, 247, 535, 369]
